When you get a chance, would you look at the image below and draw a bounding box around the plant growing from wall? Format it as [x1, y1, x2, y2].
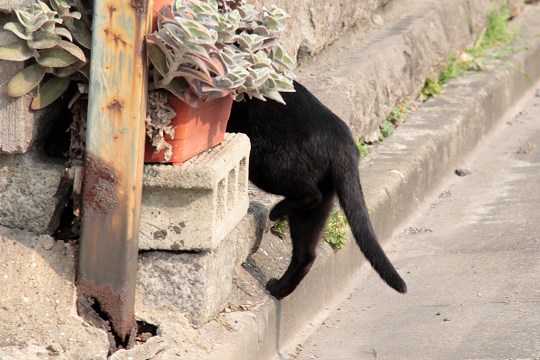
[376, 102, 410, 142]
[422, 2, 516, 101]
[323, 210, 348, 251]
[0, 0, 92, 109]
[356, 140, 370, 159]
[468, 2, 515, 58]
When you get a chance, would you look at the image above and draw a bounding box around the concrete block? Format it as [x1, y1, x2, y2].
[136, 199, 266, 326]
[0, 14, 54, 154]
[137, 228, 237, 326]
[0, 149, 71, 234]
[139, 133, 250, 251]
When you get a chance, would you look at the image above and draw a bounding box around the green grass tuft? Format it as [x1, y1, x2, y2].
[468, 2, 515, 58]
[271, 219, 289, 238]
[323, 211, 349, 251]
[356, 140, 371, 159]
[378, 103, 409, 141]
[422, 1, 516, 101]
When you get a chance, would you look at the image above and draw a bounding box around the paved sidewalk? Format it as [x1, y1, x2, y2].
[293, 87, 540, 360]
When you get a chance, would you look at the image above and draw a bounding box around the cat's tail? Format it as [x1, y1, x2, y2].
[332, 152, 407, 294]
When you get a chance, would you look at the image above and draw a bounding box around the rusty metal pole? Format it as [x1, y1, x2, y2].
[77, 0, 151, 347]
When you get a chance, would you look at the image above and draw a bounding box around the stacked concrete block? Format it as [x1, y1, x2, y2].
[140, 133, 250, 251]
[137, 211, 262, 326]
[137, 133, 251, 325]
[137, 228, 238, 326]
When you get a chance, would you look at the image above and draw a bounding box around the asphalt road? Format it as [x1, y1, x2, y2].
[292, 87, 540, 360]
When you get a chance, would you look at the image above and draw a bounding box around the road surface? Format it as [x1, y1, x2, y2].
[292, 87, 540, 360]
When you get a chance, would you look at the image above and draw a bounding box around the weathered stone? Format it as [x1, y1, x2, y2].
[0, 149, 71, 234]
[110, 336, 182, 360]
[140, 133, 250, 251]
[0, 226, 109, 359]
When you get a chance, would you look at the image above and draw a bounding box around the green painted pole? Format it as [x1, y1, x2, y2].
[77, 0, 150, 347]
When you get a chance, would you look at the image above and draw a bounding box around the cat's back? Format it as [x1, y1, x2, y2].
[228, 81, 351, 143]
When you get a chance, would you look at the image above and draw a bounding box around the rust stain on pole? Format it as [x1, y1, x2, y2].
[130, 0, 148, 16]
[77, 0, 151, 351]
[82, 157, 119, 216]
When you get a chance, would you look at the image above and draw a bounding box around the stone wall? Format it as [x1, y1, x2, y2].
[250, 0, 393, 63]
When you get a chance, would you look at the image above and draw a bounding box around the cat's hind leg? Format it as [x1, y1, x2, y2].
[266, 194, 334, 299]
[269, 182, 323, 221]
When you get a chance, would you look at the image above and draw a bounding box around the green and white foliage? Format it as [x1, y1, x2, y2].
[0, 0, 92, 109]
[147, 0, 295, 107]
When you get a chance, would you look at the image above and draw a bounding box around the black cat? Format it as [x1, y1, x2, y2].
[227, 81, 407, 299]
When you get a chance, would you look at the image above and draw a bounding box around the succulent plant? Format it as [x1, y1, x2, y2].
[146, 90, 177, 161]
[0, 0, 92, 109]
[146, 0, 295, 107]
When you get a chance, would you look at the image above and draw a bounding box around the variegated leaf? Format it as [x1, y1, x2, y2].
[31, 76, 71, 109]
[54, 27, 73, 41]
[164, 78, 189, 101]
[58, 40, 86, 62]
[0, 41, 34, 61]
[28, 14, 49, 32]
[64, 18, 91, 49]
[15, 10, 32, 27]
[3, 22, 31, 40]
[28, 31, 61, 49]
[6, 64, 46, 97]
[146, 38, 169, 77]
[36, 47, 79, 67]
[53, 60, 85, 77]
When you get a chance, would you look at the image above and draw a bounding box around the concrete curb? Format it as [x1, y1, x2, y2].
[195, 5, 540, 360]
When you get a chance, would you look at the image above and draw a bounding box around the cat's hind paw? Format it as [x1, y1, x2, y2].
[266, 278, 285, 300]
[269, 208, 283, 222]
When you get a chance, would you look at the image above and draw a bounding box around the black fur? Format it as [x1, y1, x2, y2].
[227, 81, 407, 299]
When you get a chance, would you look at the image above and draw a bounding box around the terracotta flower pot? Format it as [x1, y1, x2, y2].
[152, 0, 169, 31]
[144, 95, 234, 166]
[145, 0, 234, 166]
